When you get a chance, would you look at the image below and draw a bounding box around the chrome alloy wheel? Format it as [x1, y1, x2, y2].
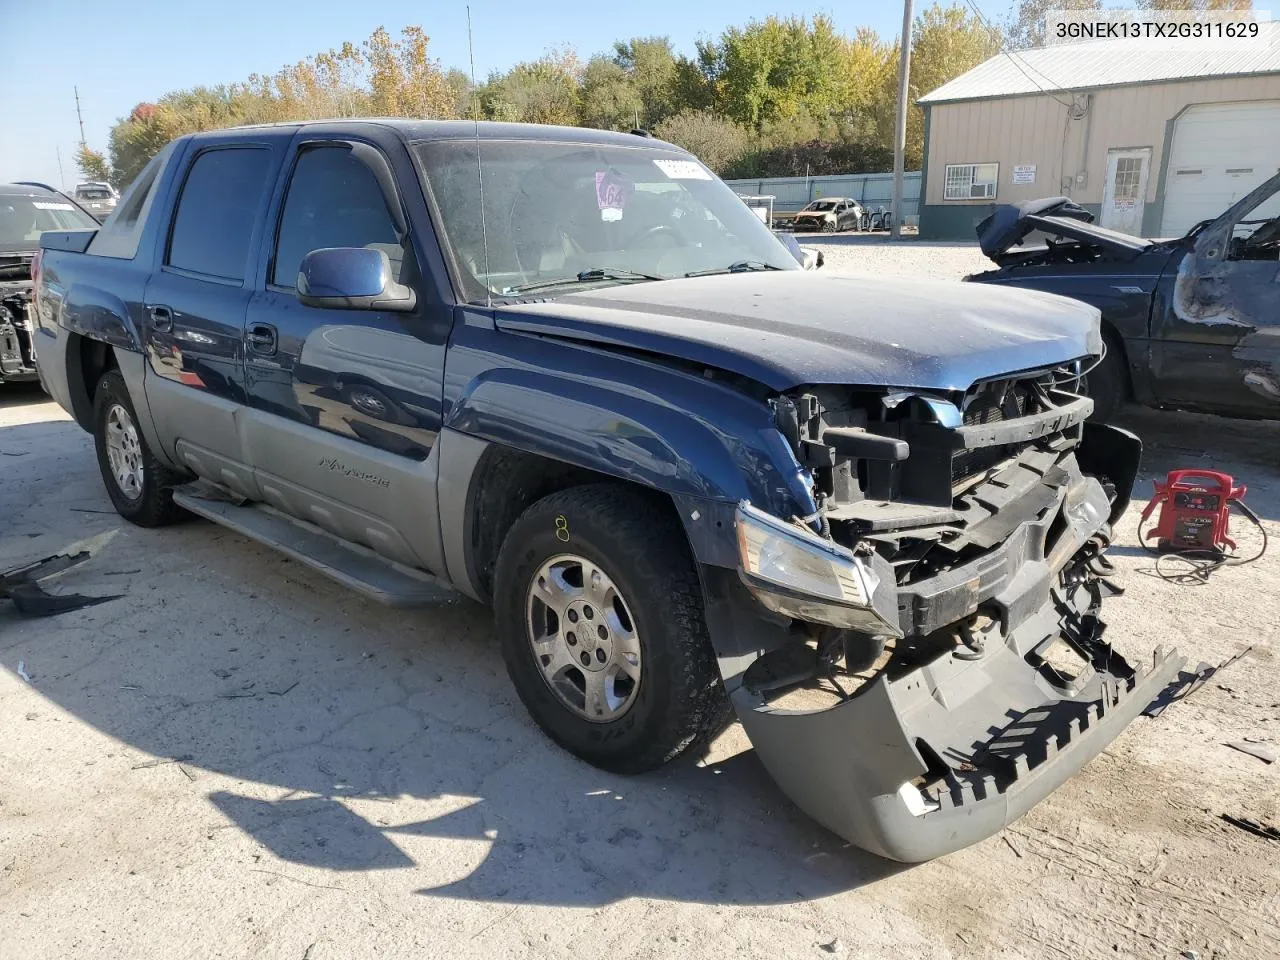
[525, 554, 642, 722]
[104, 403, 144, 500]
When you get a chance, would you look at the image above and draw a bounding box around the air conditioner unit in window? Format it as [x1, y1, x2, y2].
[971, 183, 995, 199]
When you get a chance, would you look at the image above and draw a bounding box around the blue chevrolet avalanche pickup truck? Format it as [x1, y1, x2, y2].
[32, 120, 1183, 861]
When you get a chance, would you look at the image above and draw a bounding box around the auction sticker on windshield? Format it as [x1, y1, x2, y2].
[33, 202, 75, 210]
[654, 159, 712, 180]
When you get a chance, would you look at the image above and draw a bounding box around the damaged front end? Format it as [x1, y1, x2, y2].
[0, 257, 39, 384]
[694, 363, 1183, 861]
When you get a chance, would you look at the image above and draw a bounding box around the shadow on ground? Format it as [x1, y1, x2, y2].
[0, 381, 48, 411]
[1, 407, 903, 907]
[2, 401, 1276, 908]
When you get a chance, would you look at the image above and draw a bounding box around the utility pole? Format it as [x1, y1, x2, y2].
[56, 146, 66, 189]
[890, 0, 914, 240]
[74, 86, 86, 145]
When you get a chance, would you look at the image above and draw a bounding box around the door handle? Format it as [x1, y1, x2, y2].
[246, 323, 277, 356]
[150, 305, 173, 332]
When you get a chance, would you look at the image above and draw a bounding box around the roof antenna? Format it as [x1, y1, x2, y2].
[467, 5, 492, 307]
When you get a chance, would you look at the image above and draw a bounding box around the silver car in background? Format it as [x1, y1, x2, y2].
[72, 182, 118, 222]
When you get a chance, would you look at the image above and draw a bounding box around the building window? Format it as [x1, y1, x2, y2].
[1113, 156, 1144, 202]
[944, 163, 999, 200]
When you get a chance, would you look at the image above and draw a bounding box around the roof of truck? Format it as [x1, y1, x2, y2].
[184, 119, 687, 151]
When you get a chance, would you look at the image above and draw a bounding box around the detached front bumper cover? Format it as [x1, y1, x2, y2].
[737, 630, 1183, 862]
[693, 427, 1181, 861]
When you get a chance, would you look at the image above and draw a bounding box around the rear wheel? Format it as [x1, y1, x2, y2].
[821, 220, 837, 234]
[493, 484, 725, 774]
[92, 370, 185, 526]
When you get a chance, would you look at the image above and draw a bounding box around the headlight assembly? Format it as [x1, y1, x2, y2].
[735, 502, 901, 636]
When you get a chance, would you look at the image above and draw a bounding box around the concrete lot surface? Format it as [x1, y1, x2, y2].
[2, 241, 1278, 959]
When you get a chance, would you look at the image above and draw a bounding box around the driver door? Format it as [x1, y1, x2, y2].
[241, 138, 451, 573]
[1152, 172, 1280, 415]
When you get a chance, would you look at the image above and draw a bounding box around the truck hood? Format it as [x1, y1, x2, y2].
[495, 271, 1101, 393]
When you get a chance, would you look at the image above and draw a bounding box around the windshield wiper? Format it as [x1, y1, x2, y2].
[684, 260, 783, 278]
[506, 267, 664, 296]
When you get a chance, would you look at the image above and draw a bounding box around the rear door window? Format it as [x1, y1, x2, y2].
[271, 145, 403, 288]
[167, 147, 271, 281]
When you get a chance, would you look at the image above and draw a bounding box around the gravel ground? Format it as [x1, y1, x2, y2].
[2, 244, 1278, 960]
[801, 234, 993, 281]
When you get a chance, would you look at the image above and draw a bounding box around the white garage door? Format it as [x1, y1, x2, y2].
[1159, 100, 1280, 237]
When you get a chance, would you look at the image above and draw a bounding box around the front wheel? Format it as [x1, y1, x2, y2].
[493, 484, 725, 774]
[1083, 332, 1127, 422]
[92, 370, 186, 526]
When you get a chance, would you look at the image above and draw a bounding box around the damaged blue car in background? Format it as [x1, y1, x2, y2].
[968, 172, 1280, 424]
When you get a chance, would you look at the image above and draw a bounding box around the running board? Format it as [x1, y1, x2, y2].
[172, 486, 455, 606]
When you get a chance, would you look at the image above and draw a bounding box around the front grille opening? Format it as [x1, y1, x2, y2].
[962, 379, 1031, 426]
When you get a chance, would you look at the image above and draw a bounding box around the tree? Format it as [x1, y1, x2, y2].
[1135, 0, 1251, 8]
[580, 56, 643, 130]
[670, 53, 715, 114]
[611, 37, 679, 127]
[364, 26, 457, 118]
[103, 25, 457, 187]
[652, 111, 749, 173]
[1007, 0, 1101, 49]
[482, 49, 582, 125]
[699, 15, 856, 130]
[445, 68, 475, 118]
[101, 12, 1003, 189]
[75, 145, 112, 183]
[108, 102, 183, 187]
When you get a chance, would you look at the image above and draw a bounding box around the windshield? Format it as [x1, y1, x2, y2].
[415, 139, 797, 301]
[804, 201, 838, 212]
[0, 195, 99, 252]
[76, 187, 113, 200]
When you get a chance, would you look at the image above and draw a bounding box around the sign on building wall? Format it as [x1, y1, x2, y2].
[1012, 164, 1037, 185]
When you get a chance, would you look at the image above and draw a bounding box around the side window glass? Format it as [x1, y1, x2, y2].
[87, 142, 175, 260]
[272, 146, 403, 288]
[167, 147, 271, 281]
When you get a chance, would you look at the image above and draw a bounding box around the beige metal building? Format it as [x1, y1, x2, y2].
[917, 27, 1280, 240]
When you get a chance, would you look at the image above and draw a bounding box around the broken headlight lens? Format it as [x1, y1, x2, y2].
[735, 502, 900, 635]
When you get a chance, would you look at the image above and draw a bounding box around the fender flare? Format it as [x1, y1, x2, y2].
[56, 281, 142, 354]
[444, 365, 815, 518]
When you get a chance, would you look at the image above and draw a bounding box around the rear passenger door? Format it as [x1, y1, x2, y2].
[143, 139, 279, 494]
[241, 138, 451, 573]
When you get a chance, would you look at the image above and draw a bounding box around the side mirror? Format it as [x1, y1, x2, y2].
[774, 230, 806, 266]
[297, 247, 416, 313]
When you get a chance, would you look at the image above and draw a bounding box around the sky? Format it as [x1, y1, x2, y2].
[0, 0, 1010, 188]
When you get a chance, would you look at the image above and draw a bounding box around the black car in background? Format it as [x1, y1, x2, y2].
[0, 182, 100, 385]
[967, 172, 1280, 423]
